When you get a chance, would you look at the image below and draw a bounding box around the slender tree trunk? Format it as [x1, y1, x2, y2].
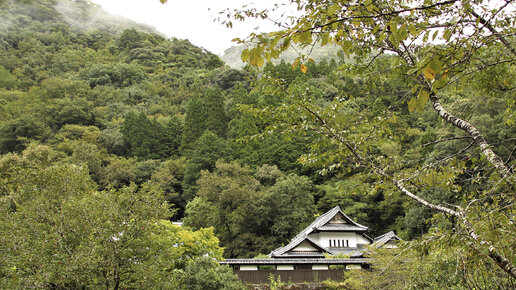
[114, 271, 120, 290]
[461, 217, 516, 279]
[392, 177, 516, 279]
[429, 94, 514, 184]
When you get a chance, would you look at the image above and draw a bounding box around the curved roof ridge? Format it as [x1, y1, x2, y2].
[271, 205, 371, 257]
[291, 206, 341, 240]
[373, 231, 401, 247]
[272, 234, 328, 256]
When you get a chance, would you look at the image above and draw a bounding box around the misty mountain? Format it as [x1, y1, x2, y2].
[221, 43, 343, 69]
[0, 0, 159, 37]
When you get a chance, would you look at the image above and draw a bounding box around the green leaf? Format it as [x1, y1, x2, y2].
[342, 40, 353, 55]
[407, 67, 419, 75]
[433, 79, 446, 89]
[379, 32, 387, 42]
[321, 33, 330, 46]
[417, 90, 430, 112]
[398, 24, 408, 40]
[429, 58, 442, 74]
[241, 49, 250, 62]
[408, 97, 417, 112]
[408, 23, 418, 36]
[281, 37, 291, 51]
[328, 4, 339, 15]
[372, 24, 381, 34]
[270, 36, 280, 48]
[390, 21, 398, 35]
[423, 30, 430, 42]
[432, 30, 439, 41]
[298, 31, 312, 45]
[443, 29, 452, 41]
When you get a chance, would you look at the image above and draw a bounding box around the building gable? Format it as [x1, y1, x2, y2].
[327, 212, 348, 225]
[291, 241, 320, 252]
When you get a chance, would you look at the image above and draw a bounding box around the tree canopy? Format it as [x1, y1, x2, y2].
[219, 0, 516, 282]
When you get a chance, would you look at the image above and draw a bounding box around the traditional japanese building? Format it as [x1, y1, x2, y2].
[220, 205, 400, 284]
[270, 205, 373, 259]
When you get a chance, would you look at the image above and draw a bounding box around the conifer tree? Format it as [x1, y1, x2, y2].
[203, 86, 227, 138]
[182, 131, 228, 202]
[181, 96, 205, 153]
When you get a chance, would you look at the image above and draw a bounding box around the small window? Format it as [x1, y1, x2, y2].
[338, 240, 341, 247]
[346, 240, 349, 247]
[329, 240, 332, 247]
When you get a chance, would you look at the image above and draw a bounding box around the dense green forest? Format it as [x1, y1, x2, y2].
[1, 0, 514, 288]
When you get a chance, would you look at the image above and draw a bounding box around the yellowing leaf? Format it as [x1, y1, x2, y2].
[300, 64, 308, 74]
[256, 56, 264, 67]
[423, 67, 436, 81]
[291, 59, 300, 69]
[442, 69, 449, 79]
[249, 48, 263, 66]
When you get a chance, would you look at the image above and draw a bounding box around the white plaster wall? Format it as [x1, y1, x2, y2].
[276, 265, 294, 271]
[240, 265, 258, 271]
[355, 235, 371, 245]
[308, 233, 319, 243]
[312, 265, 329, 270]
[317, 232, 358, 247]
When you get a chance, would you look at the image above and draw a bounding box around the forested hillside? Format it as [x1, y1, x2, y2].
[1, 0, 514, 288]
[221, 42, 344, 69]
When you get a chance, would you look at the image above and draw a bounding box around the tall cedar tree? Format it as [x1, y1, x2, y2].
[203, 86, 228, 138]
[182, 131, 228, 202]
[181, 96, 205, 153]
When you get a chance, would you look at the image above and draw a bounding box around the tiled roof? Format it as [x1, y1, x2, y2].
[315, 224, 369, 231]
[293, 206, 368, 241]
[273, 252, 326, 258]
[329, 247, 365, 258]
[220, 258, 371, 265]
[271, 206, 370, 258]
[270, 235, 330, 257]
[373, 231, 401, 247]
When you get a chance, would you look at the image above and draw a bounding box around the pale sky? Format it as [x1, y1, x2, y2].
[89, 0, 292, 55]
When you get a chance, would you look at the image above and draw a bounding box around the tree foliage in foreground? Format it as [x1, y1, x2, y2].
[0, 145, 240, 289]
[346, 235, 515, 289]
[213, 0, 516, 284]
